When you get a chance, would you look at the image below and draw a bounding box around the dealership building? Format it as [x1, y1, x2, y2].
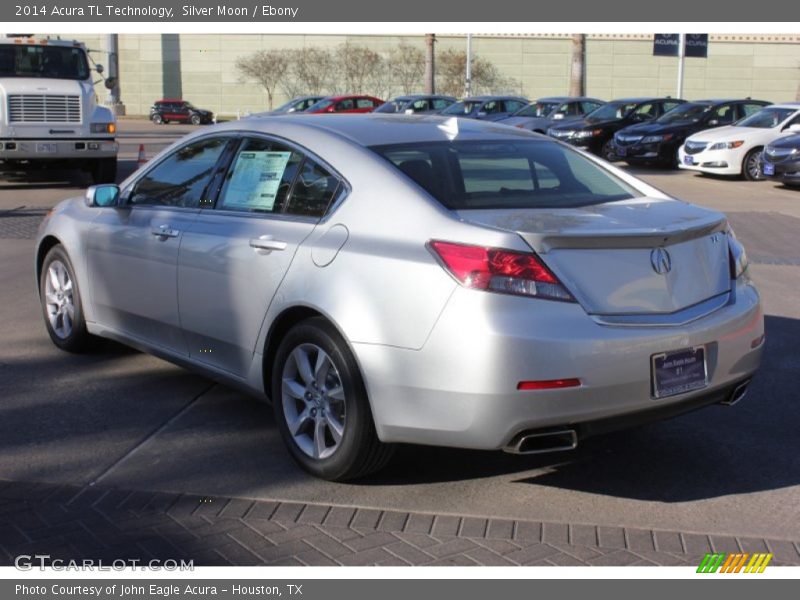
[63, 33, 800, 118]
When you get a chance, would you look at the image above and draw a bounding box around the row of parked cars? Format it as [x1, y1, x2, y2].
[150, 93, 800, 186]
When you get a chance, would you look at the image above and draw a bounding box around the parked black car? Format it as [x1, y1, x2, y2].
[547, 97, 685, 160]
[613, 99, 771, 167]
[761, 132, 800, 186]
[499, 96, 605, 133]
[375, 94, 456, 115]
[150, 99, 214, 125]
[439, 95, 530, 121]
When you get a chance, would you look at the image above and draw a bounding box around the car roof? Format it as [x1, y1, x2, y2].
[769, 102, 800, 109]
[606, 97, 678, 103]
[325, 94, 381, 101]
[392, 94, 455, 100]
[536, 96, 604, 103]
[460, 95, 528, 102]
[242, 113, 543, 147]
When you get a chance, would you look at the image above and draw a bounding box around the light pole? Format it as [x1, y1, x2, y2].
[103, 34, 125, 115]
[676, 32, 686, 99]
[465, 33, 472, 98]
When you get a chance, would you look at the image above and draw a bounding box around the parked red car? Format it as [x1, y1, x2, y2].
[305, 95, 385, 114]
[149, 99, 214, 125]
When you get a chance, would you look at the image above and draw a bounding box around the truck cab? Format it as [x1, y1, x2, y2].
[0, 36, 118, 183]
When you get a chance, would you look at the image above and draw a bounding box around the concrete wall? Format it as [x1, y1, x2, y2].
[66, 34, 800, 117]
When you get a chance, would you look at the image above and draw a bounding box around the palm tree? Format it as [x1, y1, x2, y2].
[569, 34, 586, 97]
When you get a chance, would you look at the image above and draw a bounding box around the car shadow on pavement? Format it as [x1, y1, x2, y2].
[361, 314, 800, 502]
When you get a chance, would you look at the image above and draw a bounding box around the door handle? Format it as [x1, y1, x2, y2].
[151, 225, 180, 238]
[249, 236, 287, 252]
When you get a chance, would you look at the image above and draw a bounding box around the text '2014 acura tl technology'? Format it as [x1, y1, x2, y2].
[35, 115, 764, 481]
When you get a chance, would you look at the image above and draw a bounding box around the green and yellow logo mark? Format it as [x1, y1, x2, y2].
[697, 552, 773, 573]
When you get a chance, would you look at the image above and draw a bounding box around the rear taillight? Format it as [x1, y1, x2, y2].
[429, 240, 575, 302]
[727, 227, 748, 279]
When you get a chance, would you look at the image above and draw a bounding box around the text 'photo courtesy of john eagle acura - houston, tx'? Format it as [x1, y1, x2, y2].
[35, 114, 763, 481]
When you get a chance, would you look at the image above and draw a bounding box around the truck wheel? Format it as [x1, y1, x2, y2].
[190, 114, 201, 125]
[40, 245, 97, 353]
[91, 157, 117, 184]
[272, 317, 394, 481]
[151, 114, 163, 125]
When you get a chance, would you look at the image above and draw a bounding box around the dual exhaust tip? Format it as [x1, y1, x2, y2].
[505, 380, 751, 455]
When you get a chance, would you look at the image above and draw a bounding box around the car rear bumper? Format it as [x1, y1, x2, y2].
[355, 278, 764, 450]
[0, 138, 117, 161]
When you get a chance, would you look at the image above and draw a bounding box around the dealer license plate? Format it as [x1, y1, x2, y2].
[36, 143, 57, 154]
[683, 155, 695, 166]
[651, 346, 708, 399]
[763, 163, 775, 176]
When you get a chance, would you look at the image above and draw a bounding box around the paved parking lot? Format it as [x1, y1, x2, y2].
[1, 120, 799, 566]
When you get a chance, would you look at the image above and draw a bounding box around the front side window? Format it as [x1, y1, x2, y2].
[656, 103, 711, 124]
[432, 98, 453, 110]
[375, 99, 406, 113]
[410, 99, 430, 112]
[505, 100, 526, 113]
[632, 103, 657, 120]
[710, 104, 735, 125]
[217, 138, 303, 213]
[740, 103, 767, 119]
[442, 101, 482, 116]
[129, 137, 230, 208]
[587, 102, 638, 121]
[308, 99, 334, 112]
[337, 99, 355, 111]
[372, 140, 639, 210]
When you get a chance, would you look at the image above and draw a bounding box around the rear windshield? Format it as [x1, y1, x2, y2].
[371, 140, 639, 210]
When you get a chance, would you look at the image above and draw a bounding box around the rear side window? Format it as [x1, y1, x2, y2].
[372, 140, 639, 210]
[356, 98, 374, 109]
[130, 137, 230, 208]
[285, 160, 341, 218]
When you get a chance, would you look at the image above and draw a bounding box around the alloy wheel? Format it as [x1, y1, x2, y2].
[746, 150, 763, 180]
[44, 260, 75, 339]
[281, 343, 346, 460]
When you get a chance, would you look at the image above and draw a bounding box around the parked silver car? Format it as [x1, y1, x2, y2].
[35, 115, 764, 481]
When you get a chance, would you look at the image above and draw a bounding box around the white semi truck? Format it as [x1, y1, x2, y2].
[0, 36, 118, 183]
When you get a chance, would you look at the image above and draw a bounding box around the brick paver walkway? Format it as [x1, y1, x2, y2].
[1, 480, 798, 567]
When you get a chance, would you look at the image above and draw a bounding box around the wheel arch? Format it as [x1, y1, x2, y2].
[35, 235, 63, 292]
[262, 305, 370, 407]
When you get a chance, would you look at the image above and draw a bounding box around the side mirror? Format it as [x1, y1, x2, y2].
[553, 112, 565, 120]
[95, 64, 104, 74]
[85, 184, 120, 207]
[787, 123, 800, 133]
[103, 76, 117, 90]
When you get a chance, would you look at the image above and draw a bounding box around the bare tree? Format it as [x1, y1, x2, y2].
[569, 34, 586, 97]
[235, 49, 290, 110]
[335, 42, 382, 94]
[388, 41, 426, 94]
[436, 49, 518, 97]
[367, 55, 394, 101]
[290, 47, 335, 95]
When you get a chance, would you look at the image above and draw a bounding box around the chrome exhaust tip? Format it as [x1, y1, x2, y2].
[721, 380, 750, 406]
[504, 429, 578, 455]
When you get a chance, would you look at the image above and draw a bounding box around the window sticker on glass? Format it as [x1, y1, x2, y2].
[224, 151, 292, 211]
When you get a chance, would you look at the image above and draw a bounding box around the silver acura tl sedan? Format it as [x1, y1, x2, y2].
[35, 115, 764, 481]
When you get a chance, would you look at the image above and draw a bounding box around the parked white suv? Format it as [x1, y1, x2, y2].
[678, 103, 800, 181]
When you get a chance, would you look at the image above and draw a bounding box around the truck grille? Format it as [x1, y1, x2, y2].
[7, 94, 81, 124]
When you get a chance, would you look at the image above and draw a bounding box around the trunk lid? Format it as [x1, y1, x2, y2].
[456, 197, 731, 315]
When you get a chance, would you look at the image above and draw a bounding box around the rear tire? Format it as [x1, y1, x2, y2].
[90, 157, 117, 184]
[272, 317, 394, 481]
[39, 245, 96, 353]
[742, 147, 764, 181]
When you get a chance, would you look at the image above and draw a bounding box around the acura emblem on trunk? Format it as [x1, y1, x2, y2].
[651, 248, 672, 274]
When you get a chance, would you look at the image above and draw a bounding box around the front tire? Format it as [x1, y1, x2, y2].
[39, 245, 96, 353]
[272, 317, 394, 481]
[190, 113, 201, 126]
[601, 139, 618, 162]
[743, 147, 764, 181]
[151, 113, 163, 125]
